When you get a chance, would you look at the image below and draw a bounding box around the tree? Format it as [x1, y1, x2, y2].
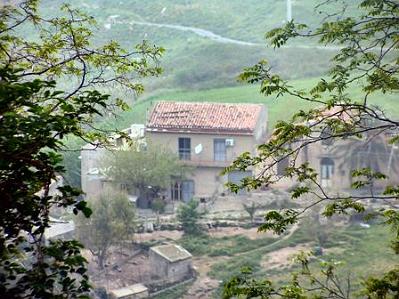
[76, 190, 136, 269]
[224, 0, 399, 297]
[0, 67, 94, 299]
[152, 198, 167, 225]
[105, 143, 189, 206]
[243, 202, 260, 224]
[0, 1, 162, 297]
[152, 198, 167, 215]
[177, 199, 203, 236]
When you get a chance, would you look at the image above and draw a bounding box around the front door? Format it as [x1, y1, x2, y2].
[181, 180, 194, 202]
[171, 180, 195, 202]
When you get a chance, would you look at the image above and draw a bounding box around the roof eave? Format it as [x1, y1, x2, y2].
[146, 127, 255, 136]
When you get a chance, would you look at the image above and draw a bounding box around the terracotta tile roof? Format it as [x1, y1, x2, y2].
[319, 106, 354, 122]
[147, 102, 264, 134]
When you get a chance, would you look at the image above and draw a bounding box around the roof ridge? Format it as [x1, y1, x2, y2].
[154, 101, 263, 106]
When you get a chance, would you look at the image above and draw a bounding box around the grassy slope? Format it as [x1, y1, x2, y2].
[266, 224, 397, 288]
[54, 0, 358, 43]
[106, 76, 399, 131]
[41, 0, 355, 91]
[207, 224, 396, 295]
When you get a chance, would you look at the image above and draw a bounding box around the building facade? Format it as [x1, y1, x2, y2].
[272, 108, 399, 192]
[146, 102, 268, 201]
[81, 124, 145, 198]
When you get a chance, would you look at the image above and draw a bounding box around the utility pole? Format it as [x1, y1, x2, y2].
[286, 0, 292, 22]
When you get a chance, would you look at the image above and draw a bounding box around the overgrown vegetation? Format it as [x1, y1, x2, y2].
[0, 0, 161, 297]
[76, 189, 136, 269]
[176, 200, 204, 236]
[202, 222, 395, 296]
[105, 142, 189, 208]
[223, 0, 399, 297]
[179, 234, 275, 257]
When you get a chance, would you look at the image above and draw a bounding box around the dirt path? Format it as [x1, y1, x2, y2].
[182, 257, 224, 299]
[183, 223, 300, 298]
[127, 20, 342, 51]
[208, 226, 276, 240]
[234, 223, 299, 257]
[261, 243, 311, 270]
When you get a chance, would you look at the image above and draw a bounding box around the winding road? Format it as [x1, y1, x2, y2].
[129, 20, 342, 51]
[129, 20, 259, 47]
[108, 15, 341, 51]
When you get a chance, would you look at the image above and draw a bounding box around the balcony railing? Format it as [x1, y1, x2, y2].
[179, 157, 232, 168]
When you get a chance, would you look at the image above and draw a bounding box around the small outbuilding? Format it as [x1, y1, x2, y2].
[108, 283, 149, 299]
[149, 244, 193, 284]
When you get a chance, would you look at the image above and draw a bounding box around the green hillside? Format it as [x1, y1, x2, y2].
[50, 0, 395, 188]
[102, 76, 399, 132]
[41, 0, 358, 91]
[45, 0, 358, 43]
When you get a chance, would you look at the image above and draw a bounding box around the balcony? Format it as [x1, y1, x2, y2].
[180, 158, 232, 168]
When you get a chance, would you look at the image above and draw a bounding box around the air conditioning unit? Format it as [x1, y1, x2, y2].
[225, 138, 235, 147]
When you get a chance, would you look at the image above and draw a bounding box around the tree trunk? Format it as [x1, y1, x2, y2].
[98, 249, 107, 270]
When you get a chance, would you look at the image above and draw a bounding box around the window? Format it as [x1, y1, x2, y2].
[321, 127, 334, 146]
[277, 156, 290, 176]
[171, 180, 194, 202]
[171, 182, 182, 201]
[214, 139, 226, 161]
[277, 144, 291, 176]
[178, 138, 191, 160]
[320, 157, 334, 187]
[181, 180, 195, 202]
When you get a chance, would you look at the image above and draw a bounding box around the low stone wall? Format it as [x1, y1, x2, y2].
[148, 276, 196, 298]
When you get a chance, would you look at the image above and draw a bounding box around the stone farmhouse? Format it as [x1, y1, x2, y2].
[273, 107, 399, 192]
[146, 101, 268, 201]
[81, 124, 146, 199]
[80, 101, 267, 204]
[80, 102, 398, 206]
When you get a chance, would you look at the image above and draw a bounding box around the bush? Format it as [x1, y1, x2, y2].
[176, 200, 204, 236]
[179, 235, 212, 255]
[152, 198, 166, 214]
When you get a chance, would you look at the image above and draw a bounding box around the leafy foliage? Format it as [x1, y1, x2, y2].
[105, 143, 189, 203]
[76, 190, 136, 269]
[152, 198, 167, 214]
[176, 200, 204, 236]
[224, 253, 353, 299]
[223, 0, 399, 297]
[0, 0, 162, 297]
[0, 68, 93, 298]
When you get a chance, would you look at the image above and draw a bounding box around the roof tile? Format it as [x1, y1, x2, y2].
[147, 102, 263, 134]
